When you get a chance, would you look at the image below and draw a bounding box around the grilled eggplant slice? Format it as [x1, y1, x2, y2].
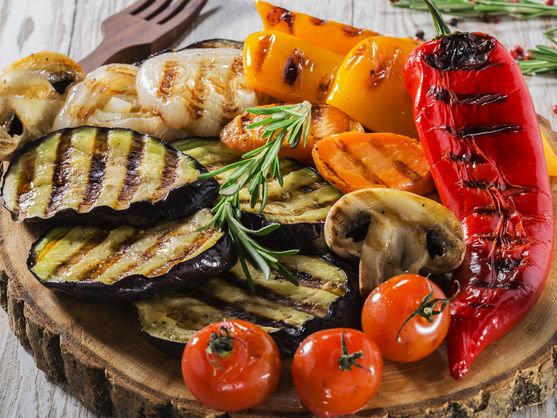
[173, 138, 342, 252]
[135, 254, 360, 357]
[2, 127, 218, 226]
[27, 210, 235, 301]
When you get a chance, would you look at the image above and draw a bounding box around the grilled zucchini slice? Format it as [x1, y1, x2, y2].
[173, 138, 342, 253]
[136, 254, 360, 357]
[27, 209, 235, 301]
[2, 127, 218, 226]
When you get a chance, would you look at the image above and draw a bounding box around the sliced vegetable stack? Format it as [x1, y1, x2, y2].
[136, 254, 361, 356]
[2, 127, 218, 226]
[28, 209, 235, 301]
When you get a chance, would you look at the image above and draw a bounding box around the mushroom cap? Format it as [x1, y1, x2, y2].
[324, 188, 465, 296]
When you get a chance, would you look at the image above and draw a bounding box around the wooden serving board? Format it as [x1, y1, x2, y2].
[1, 118, 556, 418]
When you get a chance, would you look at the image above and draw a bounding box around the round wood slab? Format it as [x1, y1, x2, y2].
[1, 118, 557, 417]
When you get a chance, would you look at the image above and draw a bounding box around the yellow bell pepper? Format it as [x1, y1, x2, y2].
[255, 0, 380, 55]
[243, 31, 344, 104]
[541, 130, 557, 177]
[326, 36, 418, 138]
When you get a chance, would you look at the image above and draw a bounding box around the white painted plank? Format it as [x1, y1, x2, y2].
[0, 1, 556, 417]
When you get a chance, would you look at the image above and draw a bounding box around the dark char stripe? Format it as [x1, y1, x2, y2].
[190, 289, 300, 331]
[45, 131, 74, 216]
[117, 134, 145, 206]
[15, 151, 37, 219]
[424, 32, 496, 71]
[441, 124, 521, 139]
[153, 146, 180, 201]
[52, 230, 110, 277]
[392, 160, 423, 182]
[336, 139, 387, 186]
[428, 86, 507, 106]
[79, 129, 109, 211]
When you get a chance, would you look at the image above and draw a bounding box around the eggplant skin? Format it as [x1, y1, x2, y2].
[27, 211, 236, 302]
[1, 126, 219, 228]
[137, 253, 361, 358]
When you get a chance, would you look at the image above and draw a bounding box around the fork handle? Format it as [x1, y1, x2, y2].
[79, 39, 146, 73]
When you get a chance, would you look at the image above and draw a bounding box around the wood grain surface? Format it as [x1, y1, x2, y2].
[0, 1, 556, 417]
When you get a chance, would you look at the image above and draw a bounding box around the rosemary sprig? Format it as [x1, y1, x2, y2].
[519, 28, 557, 75]
[199, 101, 312, 288]
[393, 0, 557, 19]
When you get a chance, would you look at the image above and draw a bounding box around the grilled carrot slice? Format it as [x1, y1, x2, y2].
[220, 105, 363, 164]
[255, 0, 379, 55]
[312, 132, 435, 195]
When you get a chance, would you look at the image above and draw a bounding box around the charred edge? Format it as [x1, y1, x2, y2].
[267, 6, 295, 32]
[187, 59, 213, 120]
[443, 124, 521, 139]
[15, 150, 37, 219]
[310, 17, 327, 26]
[343, 25, 364, 37]
[392, 160, 423, 182]
[189, 289, 298, 331]
[52, 231, 110, 277]
[221, 274, 328, 317]
[424, 32, 497, 71]
[79, 129, 109, 211]
[284, 49, 303, 86]
[152, 147, 180, 201]
[254, 34, 273, 72]
[45, 130, 73, 216]
[428, 86, 508, 106]
[117, 135, 145, 206]
[336, 139, 388, 186]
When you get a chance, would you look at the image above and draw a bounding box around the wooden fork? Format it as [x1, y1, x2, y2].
[79, 0, 207, 73]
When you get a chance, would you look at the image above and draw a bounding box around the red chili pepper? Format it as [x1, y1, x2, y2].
[402, 0, 554, 380]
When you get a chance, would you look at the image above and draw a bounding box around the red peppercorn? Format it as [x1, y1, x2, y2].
[546, 0, 555, 6]
[553, 104, 557, 115]
[511, 45, 525, 60]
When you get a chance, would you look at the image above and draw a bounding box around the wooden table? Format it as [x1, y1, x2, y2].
[0, 0, 556, 416]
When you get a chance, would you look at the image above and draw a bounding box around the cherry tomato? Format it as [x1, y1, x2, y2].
[362, 274, 451, 363]
[181, 320, 281, 412]
[291, 328, 383, 417]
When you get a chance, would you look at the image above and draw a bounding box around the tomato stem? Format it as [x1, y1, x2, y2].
[338, 332, 365, 371]
[395, 278, 460, 342]
[206, 326, 236, 367]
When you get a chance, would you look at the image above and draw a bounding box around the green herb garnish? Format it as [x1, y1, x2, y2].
[393, 0, 557, 20]
[199, 101, 312, 288]
[519, 28, 557, 75]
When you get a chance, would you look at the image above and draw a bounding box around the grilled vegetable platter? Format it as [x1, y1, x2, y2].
[1, 0, 557, 417]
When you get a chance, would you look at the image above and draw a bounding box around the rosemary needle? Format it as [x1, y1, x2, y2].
[519, 28, 557, 75]
[199, 101, 312, 288]
[393, 0, 557, 19]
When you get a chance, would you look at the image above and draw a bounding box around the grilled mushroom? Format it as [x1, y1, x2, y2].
[0, 52, 84, 159]
[325, 188, 465, 296]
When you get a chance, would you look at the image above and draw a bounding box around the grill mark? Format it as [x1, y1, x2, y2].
[191, 288, 302, 331]
[428, 86, 507, 106]
[157, 60, 178, 100]
[266, 6, 295, 32]
[14, 150, 37, 219]
[116, 135, 145, 206]
[289, 269, 347, 296]
[320, 159, 351, 189]
[32, 227, 75, 265]
[392, 160, 423, 182]
[449, 152, 486, 164]
[284, 49, 303, 86]
[473, 206, 498, 215]
[221, 57, 243, 115]
[45, 131, 74, 216]
[79, 129, 109, 211]
[335, 139, 388, 186]
[152, 146, 180, 201]
[424, 32, 496, 71]
[52, 231, 110, 277]
[79, 231, 142, 281]
[222, 274, 328, 317]
[464, 180, 493, 190]
[441, 124, 521, 139]
[254, 33, 273, 72]
[186, 59, 213, 120]
[343, 25, 364, 37]
[310, 17, 327, 25]
[144, 232, 211, 277]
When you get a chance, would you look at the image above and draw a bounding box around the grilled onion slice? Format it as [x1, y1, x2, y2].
[135, 254, 360, 357]
[27, 210, 235, 301]
[2, 127, 218, 226]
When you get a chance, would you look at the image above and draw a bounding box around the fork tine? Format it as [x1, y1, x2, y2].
[118, 0, 155, 16]
[157, 0, 207, 26]
[136, 0, 172, 19]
